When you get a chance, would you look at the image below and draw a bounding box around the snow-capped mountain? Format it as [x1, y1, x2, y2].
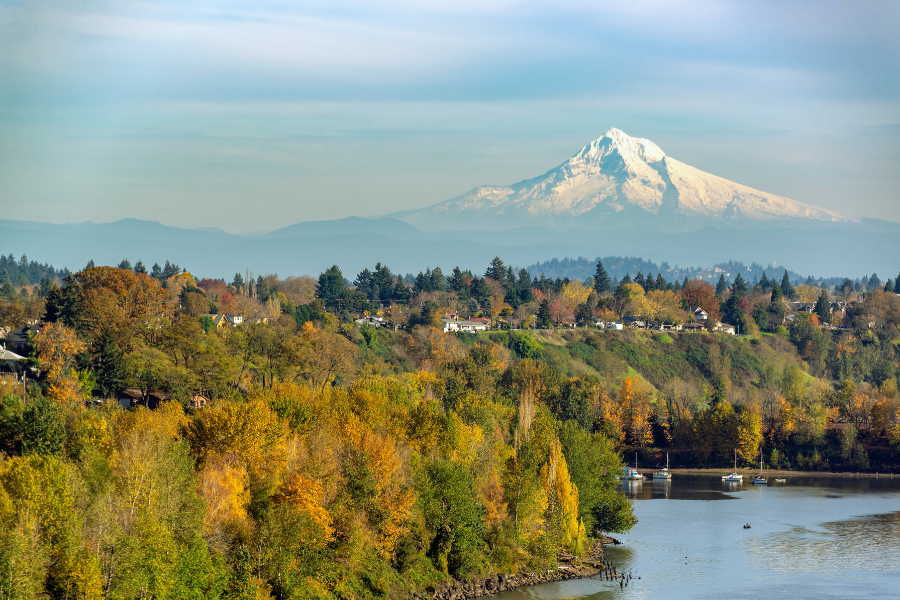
[391, 128, 857, 231]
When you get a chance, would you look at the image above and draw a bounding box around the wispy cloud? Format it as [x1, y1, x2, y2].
[0, 0, 897, 230]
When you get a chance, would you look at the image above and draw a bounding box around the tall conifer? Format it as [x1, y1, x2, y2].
[593, 260, 611, 294]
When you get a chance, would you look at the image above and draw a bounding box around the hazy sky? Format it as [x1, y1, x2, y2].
[1, 0, 898, 232]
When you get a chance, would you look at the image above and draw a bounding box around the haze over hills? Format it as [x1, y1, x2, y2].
[390, 128, 858, 231]
[2, 129, 896, 279]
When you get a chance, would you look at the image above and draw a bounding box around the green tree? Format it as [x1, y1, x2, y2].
[93, 328, 126, 398]
[484, 257, 506, 281]
[814, 291, 831, 324]
[536, 299, 552, 329]
[732, 273, 747, 300]
[558, 422, 621, 534]
[133, 260, 148, 275]
[20, 397, 65, 456]
[593, 260, 611, 294]
[419, 459, 486, 578]
[316, 265, 346, 308]
[590, 489, 637, 537]
[715, 274, 727, 296]
[781, 271, 795, 299]
[447, 266, 466, 293]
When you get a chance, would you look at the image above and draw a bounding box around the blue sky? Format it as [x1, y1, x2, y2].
[1, 0, 898, 232]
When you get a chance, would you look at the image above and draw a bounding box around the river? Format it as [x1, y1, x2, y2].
[494, 473, 900, 600]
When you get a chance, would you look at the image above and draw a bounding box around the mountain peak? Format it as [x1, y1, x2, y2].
[392, 129, 857, 231]
[583, 128, 666, 165]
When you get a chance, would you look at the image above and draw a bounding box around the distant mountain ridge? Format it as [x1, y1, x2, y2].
[390, 128, 857, 231]
[1, 129, 896, 279]
[2, 216, 897, 281]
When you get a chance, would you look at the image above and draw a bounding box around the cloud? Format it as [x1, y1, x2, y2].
[0, 0, 897, 228]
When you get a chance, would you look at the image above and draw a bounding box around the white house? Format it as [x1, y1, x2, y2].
[443, 319, 488, 333]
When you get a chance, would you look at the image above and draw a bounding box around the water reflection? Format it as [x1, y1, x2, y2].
[495, 473, 900, 600]
[745, 511, 900, 576]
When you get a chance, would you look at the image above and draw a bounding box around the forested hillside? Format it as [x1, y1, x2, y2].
[0, 258, 898, 598]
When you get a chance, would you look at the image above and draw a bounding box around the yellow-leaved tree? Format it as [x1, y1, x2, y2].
[541, 438, 586, 555]
[736, 406, 763, 463]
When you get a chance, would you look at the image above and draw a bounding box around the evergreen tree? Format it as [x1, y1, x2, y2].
[20, 397, 65, 456]
[759, 272, 770, 291]
[373, 262, 395, 301]
[393, 276, 411, 303]
[840, 278, 854, 298]
[885, 279, 894, 293]
[537, 299, 552, 329]
[317, 265, 346, 307]
[634, 271, 646, 290]
[593, 260, 611, 294]
[485, 256, 506, 281]
[656, 273, 666, 291]
[506, 266, 516, 289]
[470, 278, 492, 305]
[86, 259, 96, 269]
[151, 263, 163, 280]
[814, 291, 831, 324]
[133, 260, 148, 275]
[517, 268, 535, 305]
[232, 272, 244, 289]
[354, 268, 376, 300]
[715, 274, 727, 296]
[621, 273, 632, 285]
[93, 328, 126, 398]
[780, 271, 794, 299]
[895, 274, 900, 294]
[732, 273, 748, 300]
[868, 273, 881, 291]
[645, 272, 656, 291]
[431, 266, 446, 291]
[256, 275, 270, 301]
[118, 258, 132, 271]
[162, 260, 181, 279]
[447, 267, 465, 293]
[0, 271, 14, 300]
[771, 282, 783, 304]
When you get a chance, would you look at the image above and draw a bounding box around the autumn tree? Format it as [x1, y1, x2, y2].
[681, 279, 721, 322]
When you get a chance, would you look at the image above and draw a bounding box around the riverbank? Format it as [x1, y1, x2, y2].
[663, 468, 899, 477]
[411, 541, 614, 599]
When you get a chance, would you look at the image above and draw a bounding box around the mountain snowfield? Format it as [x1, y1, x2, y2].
[392, 128, 857, 231]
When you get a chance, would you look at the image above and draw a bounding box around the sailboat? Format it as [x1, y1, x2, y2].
[620, 452, 645, 481]
[653, 453, 672, 480]
[751, 448, 767, 485]
[722, 450, 743, 482]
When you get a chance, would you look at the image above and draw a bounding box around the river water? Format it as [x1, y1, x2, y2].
[494, 473, 900, 600]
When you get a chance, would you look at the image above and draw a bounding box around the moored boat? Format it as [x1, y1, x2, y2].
[722, 449, 743, 482]
[751, 448, 767, 485]
[621, 452, 645, 481]
[653, 453, 672, 480]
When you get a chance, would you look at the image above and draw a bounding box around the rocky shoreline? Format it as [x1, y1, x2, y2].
[412, 540, 620, 600]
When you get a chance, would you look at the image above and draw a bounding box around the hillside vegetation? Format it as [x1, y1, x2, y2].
[0, 260, 898, 599]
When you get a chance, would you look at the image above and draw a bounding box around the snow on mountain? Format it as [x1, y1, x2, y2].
[392, 128, 857, 231]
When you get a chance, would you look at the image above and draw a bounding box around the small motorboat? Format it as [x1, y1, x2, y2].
[751, 448, 767, 485]
[722, 449, 743, 482]
[653, 453, 672, 480]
